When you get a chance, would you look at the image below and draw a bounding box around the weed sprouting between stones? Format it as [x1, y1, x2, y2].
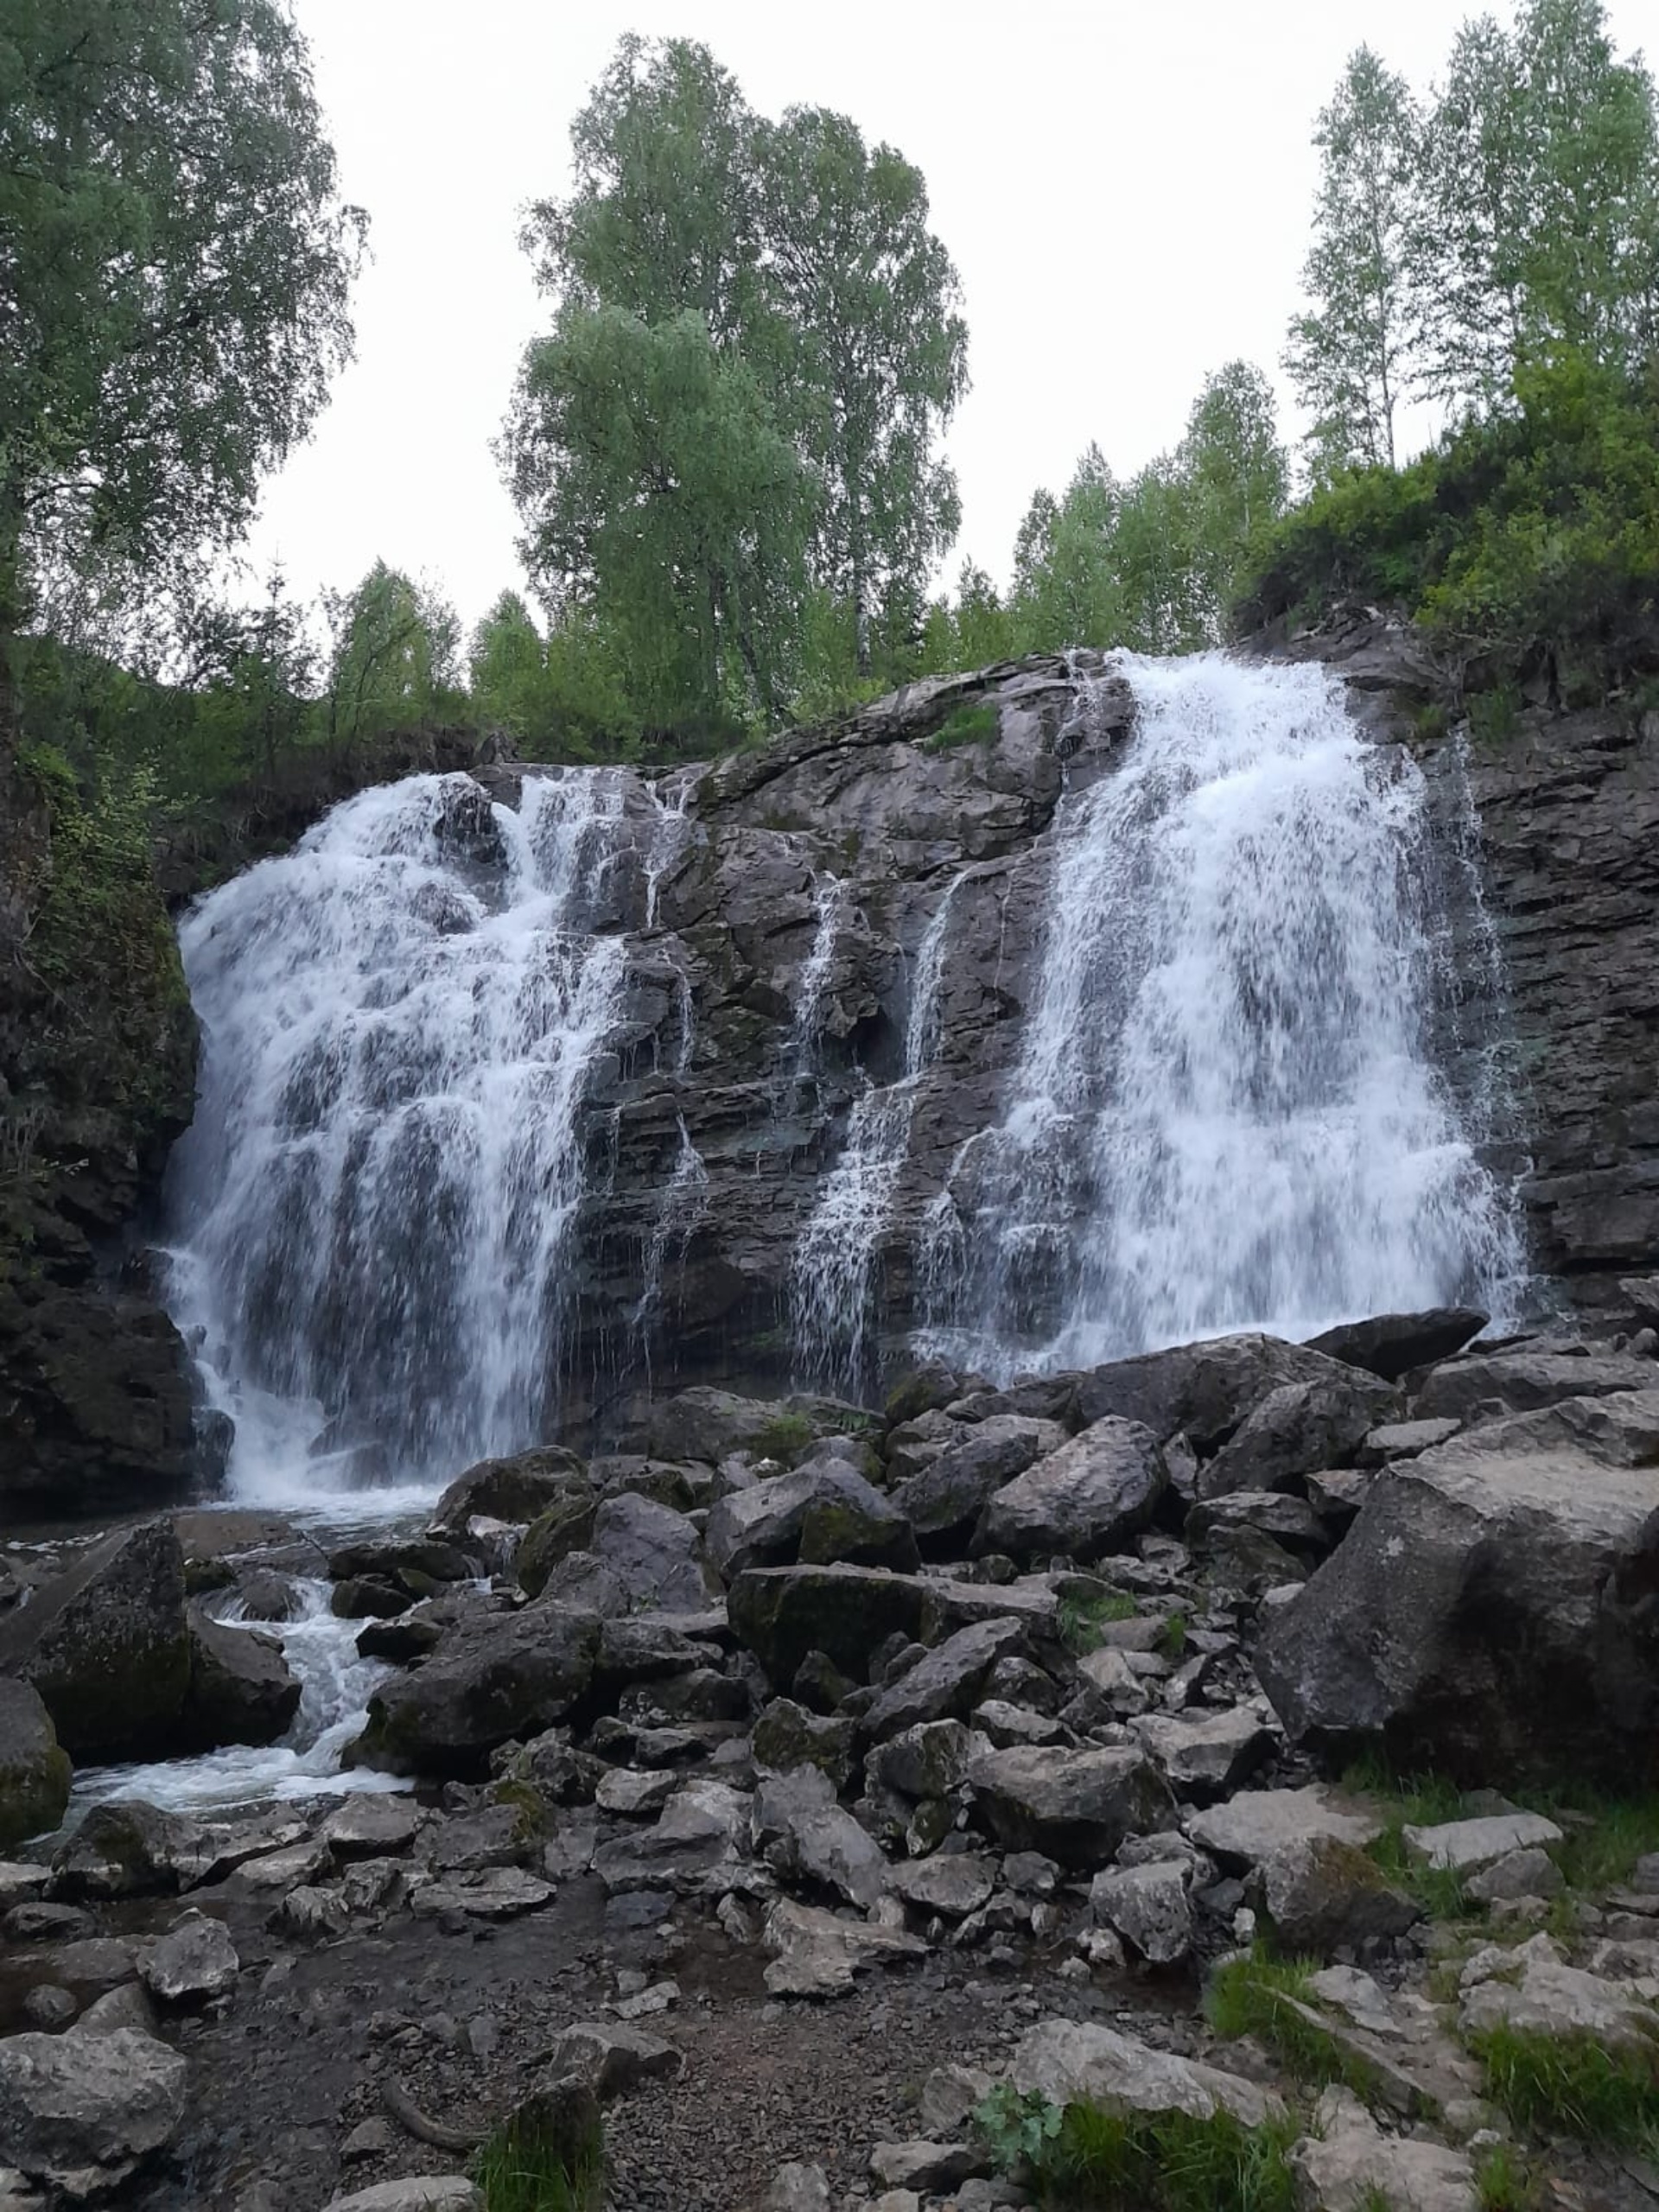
[974, 2084, 1300, 2212]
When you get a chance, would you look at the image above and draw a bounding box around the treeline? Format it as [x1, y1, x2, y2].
[8, 0, 1658, 825]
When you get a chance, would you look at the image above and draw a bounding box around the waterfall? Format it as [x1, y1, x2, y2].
[782, 874, 843, 1101]
[922, 652, 1526, 1378]
[164, 767, 662, 1499]
[790, 875, 963, 1391]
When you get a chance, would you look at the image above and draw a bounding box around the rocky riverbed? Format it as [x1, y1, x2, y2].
[5, 1301, 1659, 2208]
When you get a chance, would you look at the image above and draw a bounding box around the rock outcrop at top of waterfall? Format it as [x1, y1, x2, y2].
[11, 621, 1659, 1511]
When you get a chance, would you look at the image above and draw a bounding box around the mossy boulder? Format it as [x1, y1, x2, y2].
[0, 1677, 71, 1847]
[516, 1483, 601, 1599]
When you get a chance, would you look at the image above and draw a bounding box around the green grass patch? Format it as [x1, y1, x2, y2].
[974, 2085, 1299, 2212]
[1206, 1951, 1389, 2104]
[1471, 2024, 1659, 2146]
[1159, 1611, 1189, 1662]
[924, 700, 999, 752]
[1058, 1589, 1140, 1655]
[1474, 2138, 1541, 2212]
[470, 2090, 605, 2211]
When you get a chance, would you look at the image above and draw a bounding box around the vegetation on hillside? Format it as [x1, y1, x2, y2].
[6, 0, 1659, 848]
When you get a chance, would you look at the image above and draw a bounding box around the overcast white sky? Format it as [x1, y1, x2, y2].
[245, 0, 1651, 642]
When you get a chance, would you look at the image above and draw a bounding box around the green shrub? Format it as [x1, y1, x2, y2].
[1206, 1951, 1387, 2103]
[751, 1411, 817, 1468]
[924, 700, 999, 751]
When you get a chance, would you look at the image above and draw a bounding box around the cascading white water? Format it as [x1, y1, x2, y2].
[790, 875, 963, 1389]
[165, 766, 663, 1503]
[923, 652, 1526, 1377]
[781, 874, 843, 1101]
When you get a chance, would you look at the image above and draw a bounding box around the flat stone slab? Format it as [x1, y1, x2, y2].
[1187, 1785, 1382, 1866]
[406, 1869, 553, 1919]
[1402, 1812, 1562, 1872]
[1009, 2018, 1281, 2128]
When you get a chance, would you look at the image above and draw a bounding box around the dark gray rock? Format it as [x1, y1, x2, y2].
[0, 2022, 188, 2193]
[429, 1446, 588, 1536]
[976, 1420, 1166, 1561]
[1074, 1335, 1353, 1452]
[861, 1617, 1030, 1744]
[1410, 1351, 1658, 1425]
[0, 1522, 191, 1762]
[179, 1605, 300, 1752]
[892, 1417, 1067, 1548]
[968, 1745, 1172, 1868]
[1198, 1373, 1400, 1498]
[1306, 1308, 1489, 1382]
[0, 1678, 71, 1848]
[1256, 1389, 1659, 1783]
[705, 1463, 917, 1580]
[346, 1605, 602, 1779]
[728, 1566, 931, 1689]
[1254, 1835, 1421, 1957]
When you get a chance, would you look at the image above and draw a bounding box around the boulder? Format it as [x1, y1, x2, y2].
[1187, 1786, 1382, 1870]
[545, 2021, 683, 2098]
[346, 1605, 601, 1778]
[1401, 1812, 1563, 1872]
[751, 1701, 855, 1789]
[645, 1389, 859, 1469]
[0, 2024, 187, 2193]
[1131, 1706, 1275, 1804]
[886, 1851, 997, 1919]
[178, 1605, 300, 1751]
[752, 1768, 887, 1909]
[867, 1719, 988, 1804]
[1411, 1349, 1658, 1425]
[582, 1494, 721, 1613]
[976, 1420, 1166, 1561]
[1357, 1418, 1460, 1466]
[514, 1481, 601, 1599]
[1074, 1334, 1354, 1452]
[0, 1681, 70, 1849]
[891, 1417, 1067, 1548]
[728, 1566, 931, 1688]
[705, 1463, 917, 1580]
[1621, 1276, 1659, 1332]
[762, 1897, 926, 1997]
[1007, 2018, 1282, 2127]
[1289, 2087, 1474, 2212]
[1255, 1836, 1421, 1957]
[0, 1522, 191, 1761]
[1198, 1372, 1399, 1499]
[763, 2164, 832, 2211]
[320, 1796, 421, 1860]
[428, 1446, 588, 1535]
[1305, 1307, 1489, 1382]
[1459, 1931, 1656, 2048]
[969, 1745, 1172, 1868]
[1255, 1390, 1659, 1783]
[861, 1618, 1030, 1744]
[1090, 1858, 1192, 1964]
[140, 1910, 238, 2005]
[322, 2184, 484, 2212]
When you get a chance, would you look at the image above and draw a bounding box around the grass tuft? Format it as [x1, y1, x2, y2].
[1471, 2024, 1659, 2146]
[991, 2095, 1300, 2212]
[1206, 1951, 1389, 2105]
[1474, 2138, 1541, 2212]
[470, 2092, 605, 2212]
[1058, 1589, 1139, 1655]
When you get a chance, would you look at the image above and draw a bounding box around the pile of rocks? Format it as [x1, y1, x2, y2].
[5, 1303, 1659, 2206]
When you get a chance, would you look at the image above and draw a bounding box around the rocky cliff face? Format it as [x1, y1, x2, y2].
[1281, 617, 1659, 1314]
[9, 630, 1659, 1511]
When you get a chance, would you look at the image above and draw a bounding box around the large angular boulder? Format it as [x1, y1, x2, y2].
[861, 1617, 1030, 1744]
[728, 1566, 931, 1688]
[0, 2022, 188, 2193]
[976, 1419, 1166, 1561]
[1256, 1390, 1659, 1783]
[891, 1417, 1067, 1548]
[582, 1494, 721, 1613]
[705, 1463, 917, 1580]
[968, 1745, 1171, 1868]
[1305, 1307, 1488, 1382]
[0, 1680, 71, 1848]
[1073, 1334, 1353, 1452]
[1198, 1372, 1400, 1499]
[645, 1388, 864, 1468]
[512, 1476, 601, 1597]
[0, 1522, 191, 1761]
[178, 1605, 300, 1751]
[346, 1604, 601, 1778]
[1007, 2018, 1281, 2128]
[752, 1767, 887, 1909]
[429, 1446, 588, 1537]
[1411, 1349, 1658, 1425]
